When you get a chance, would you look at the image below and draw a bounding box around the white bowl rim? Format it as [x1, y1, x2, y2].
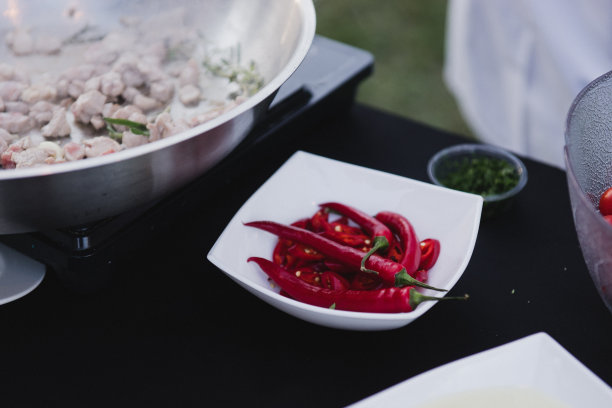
[208, 150, 483, 327]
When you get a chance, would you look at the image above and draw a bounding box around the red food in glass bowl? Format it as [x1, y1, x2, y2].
[599, 187, 612, 216]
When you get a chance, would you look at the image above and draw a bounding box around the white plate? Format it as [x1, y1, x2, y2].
[349, 333, 612, 407]
[207, 151, 483, 330]
[0, 243, 45, 305]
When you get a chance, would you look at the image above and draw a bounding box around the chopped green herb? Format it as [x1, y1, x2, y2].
[439, 156, 520, 197]
[329, 303, 336, 310]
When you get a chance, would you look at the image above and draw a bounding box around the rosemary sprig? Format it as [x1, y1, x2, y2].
[203, 45, 264, 99]
[165, 39, 196, 62]
[103, 117, 150, 142]
[106, 124, 123, 142]
[62, 24, 106, 45]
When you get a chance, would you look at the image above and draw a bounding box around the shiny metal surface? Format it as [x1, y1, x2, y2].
[0, 0, 315, 233]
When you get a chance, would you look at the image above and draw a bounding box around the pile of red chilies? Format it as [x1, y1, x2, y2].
[246, 202, 467, 313]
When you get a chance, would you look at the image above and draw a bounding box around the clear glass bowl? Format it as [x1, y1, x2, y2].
[427, 144, 528, 218]
[565, 70, 612, 315]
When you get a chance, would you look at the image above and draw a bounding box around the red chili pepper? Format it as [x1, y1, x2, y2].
[272, 238, 291, 266]
[327, 221, 364, 236]
[310, 209, 330, 232]
[287, 243, 325, 262]
[415, 269, 428, 283]
[274, 220, 310, 266]
[313, 209, 368, 244]
[321, 202, 394, 243]
[332, 215, 350, 225]
[374, 211, 421, 276]
[385, 236, 404, 264]
[293, 267, 322, 287]
[245, 220, 445, 291]
[323, 260, 355, 274]
[328, 221, 371, 244]
[291, 218, 309, 229]
[310, 208, 371, 247]
[321, 202, 394, 271]
[419, 239, 441, 270]
[350, 271, 385, 291]
[248, 257, 465, 313]
[320, 271, 350, 290]
[322, 224, 371, 248]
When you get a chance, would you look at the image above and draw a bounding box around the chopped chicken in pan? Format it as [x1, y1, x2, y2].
[0, 16, 264, 169]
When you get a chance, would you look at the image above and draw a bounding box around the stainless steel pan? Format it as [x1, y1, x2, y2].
[0, 0, 315, 233]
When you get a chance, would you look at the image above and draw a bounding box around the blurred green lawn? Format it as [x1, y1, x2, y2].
[314, 0, 472, 137]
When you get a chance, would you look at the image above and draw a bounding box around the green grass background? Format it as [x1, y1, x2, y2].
[314, 0, 472, 137]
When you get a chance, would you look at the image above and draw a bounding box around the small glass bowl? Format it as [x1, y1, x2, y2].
[427, 144, 528, 218]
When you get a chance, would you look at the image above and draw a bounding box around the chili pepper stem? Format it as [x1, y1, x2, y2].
[360, 265, 446, 292]
[394, 269, 447, 292]
[360, 236, 389, 272]
[409, 288, 469, 310]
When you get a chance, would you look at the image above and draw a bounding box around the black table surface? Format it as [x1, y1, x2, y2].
[1, 104, 611, 407]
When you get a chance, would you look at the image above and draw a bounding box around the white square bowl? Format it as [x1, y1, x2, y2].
[207, 151, 483, 330]
[348, 332, 612, 407]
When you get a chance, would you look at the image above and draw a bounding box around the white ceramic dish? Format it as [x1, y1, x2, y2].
[349, 332, 612, 407]
[0, 243, 45, 305]
[207, 151, 483, 330]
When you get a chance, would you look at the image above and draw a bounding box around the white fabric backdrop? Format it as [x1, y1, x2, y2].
[444, 0, 612, 168]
